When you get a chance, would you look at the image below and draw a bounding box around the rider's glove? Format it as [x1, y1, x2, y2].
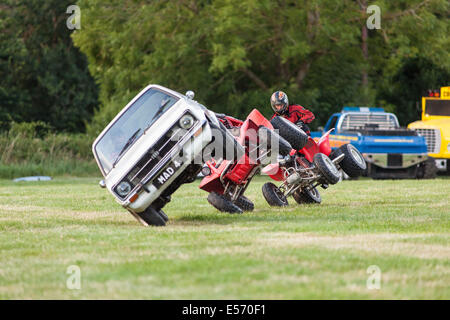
[295, 120, 305, 127]
[295, 120, 311, 135]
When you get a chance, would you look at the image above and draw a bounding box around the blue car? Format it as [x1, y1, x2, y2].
[311, 107, 435, 179]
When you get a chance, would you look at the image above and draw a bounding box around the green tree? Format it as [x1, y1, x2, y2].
[366, 0, 450, 124]
[72, 0, 449, 133]
[0, 0, 98, 132]
[377, 57, 450, 125]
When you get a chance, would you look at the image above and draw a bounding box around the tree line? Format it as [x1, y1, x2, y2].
[1, 0, 449, 136]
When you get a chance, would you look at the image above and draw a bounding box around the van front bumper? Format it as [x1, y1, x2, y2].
[363, 153, 428, 169]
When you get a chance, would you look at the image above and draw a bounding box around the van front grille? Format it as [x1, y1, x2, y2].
[414, 128, 441, 154]
[113, 113, 198, 199]
[126, 132, 179, 186]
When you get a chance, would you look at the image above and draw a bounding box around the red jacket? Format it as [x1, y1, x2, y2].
[271, 104, 315, 124]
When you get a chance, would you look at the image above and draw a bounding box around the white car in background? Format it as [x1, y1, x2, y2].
[92, 84, 237, 226]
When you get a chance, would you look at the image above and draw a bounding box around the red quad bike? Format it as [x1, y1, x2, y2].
[199, 109, 297, 214]
[261, 116, 367, 206]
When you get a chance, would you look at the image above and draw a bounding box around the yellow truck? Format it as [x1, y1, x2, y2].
[408, 86, 450, 174]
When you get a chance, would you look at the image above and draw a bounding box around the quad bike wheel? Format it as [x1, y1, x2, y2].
[136, 206, 167, 227]
[262, 182, 289, 207]
[313, 153, 341, 185]
[233, 195, 255, 211]
[258, 126, 292, 156]
[330, 144, 366, 178]
[270, 116, 309, 151]
[293, 187, 322, 204]
[207, 192, 243, 214]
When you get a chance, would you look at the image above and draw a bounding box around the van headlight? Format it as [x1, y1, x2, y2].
[116, 181, 132, 197]
[179, 114, 194, 129]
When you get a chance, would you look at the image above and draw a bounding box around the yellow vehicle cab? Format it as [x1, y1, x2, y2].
[408, 86, 450, 173]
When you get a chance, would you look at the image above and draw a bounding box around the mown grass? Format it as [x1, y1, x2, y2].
[0, 161, 99, 179]
[0, 176, 449, 299]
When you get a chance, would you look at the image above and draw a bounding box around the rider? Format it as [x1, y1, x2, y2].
[270, 91, 315, 135]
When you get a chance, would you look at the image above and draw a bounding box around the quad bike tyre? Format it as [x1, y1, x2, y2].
[293, 187, 322, 204]
[258, 126, 292, 156]
[314, 153, 341, 185]
[207, 192, 243, 214]
[416, 157, 437, 179]
[233, 195, 255, 211]
[270, 116, 309, 151]
[136, 206, 167, 227]
[330, 143, 366, 178]
[262, 182, 289, 207]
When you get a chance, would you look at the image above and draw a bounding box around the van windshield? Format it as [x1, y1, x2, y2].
[94, 88, 179, 175]
[425, 99, 450, 116]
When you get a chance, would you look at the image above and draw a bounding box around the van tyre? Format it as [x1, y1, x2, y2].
[262, 182, 289, 207]
[331, 144, 366, 178]
[158, 209, 169, 222]
[258, 126, 292, 156]
[207, 192, 243, 214]
[234, 195, 254, 211]
[416, 157, 437, 179]
[136, 207, 166, 227]
[293, 187, 322, 204]
[270, 116, 309, 151]
[314, 153, 341, 185]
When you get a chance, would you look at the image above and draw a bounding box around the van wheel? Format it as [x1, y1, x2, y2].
[262, 182, 289, 207]
[207, 192, 243, 214]
[293, 187, 322, 204]
[136, 207, 166, 227]
[416, 157, 437, 179]
[314, 153, 341, 185]
[158, 209, 169, 222]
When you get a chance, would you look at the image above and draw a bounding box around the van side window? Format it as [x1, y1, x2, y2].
[328, 115, 338, 130]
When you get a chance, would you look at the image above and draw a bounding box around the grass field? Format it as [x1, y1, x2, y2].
[0, 175, 449, 299]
